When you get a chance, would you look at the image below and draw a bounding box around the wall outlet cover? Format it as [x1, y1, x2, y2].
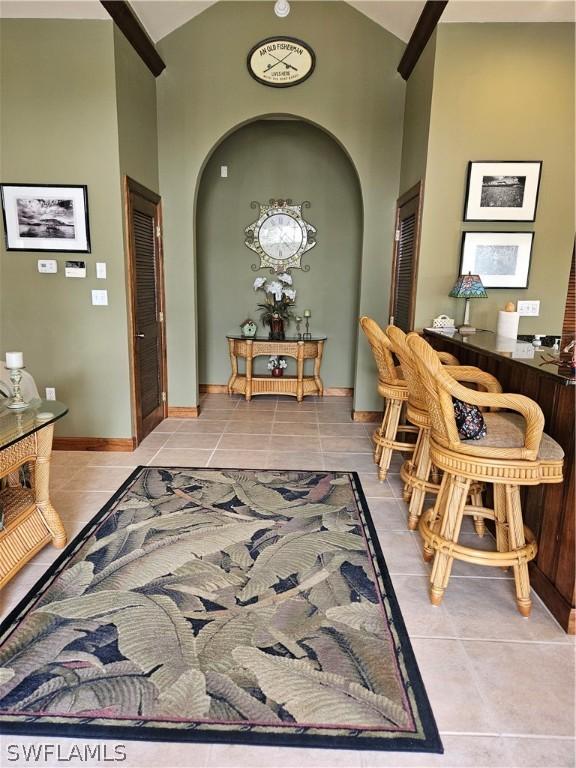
[91, 289, 108, 306]
[38, 259, 57, 274]
[517, 300, 540, 316]
[45, 387, 56, 400]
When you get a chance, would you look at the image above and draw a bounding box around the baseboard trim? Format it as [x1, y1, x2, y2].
[53, 437, 136, 452]
[167, 406, 199, 418]
[352, 411, 383, 423]
[200, 384, 353, 397]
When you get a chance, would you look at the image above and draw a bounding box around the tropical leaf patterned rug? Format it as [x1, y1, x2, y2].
[0, 468, 441, 752]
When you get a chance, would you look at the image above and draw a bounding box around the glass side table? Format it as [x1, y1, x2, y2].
[0, 399, 68, 589]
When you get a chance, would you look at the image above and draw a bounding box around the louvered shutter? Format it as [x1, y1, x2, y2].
[389, 184, 422, 332]
[126, 178, 166, 443]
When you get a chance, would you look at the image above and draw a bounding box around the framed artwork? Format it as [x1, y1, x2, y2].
[1, 184, 91, 252]
[463, 161, 542, 222]
[460, 231, 534, 288]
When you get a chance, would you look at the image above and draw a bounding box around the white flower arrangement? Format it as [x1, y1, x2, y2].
[253, 275, 297, 327]
[267, 356, 288, 370]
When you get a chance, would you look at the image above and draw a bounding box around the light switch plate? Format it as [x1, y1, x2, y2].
[38, 259, 57, 274]
[220, 165, 228, 178]
[96, 262, 107, 279]
[517, 300, 540, 316]
[91, 289, 108, 306]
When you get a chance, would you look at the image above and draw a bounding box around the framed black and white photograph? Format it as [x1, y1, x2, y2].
[1, 184, 91, 252]
[463, 161, 542, 221]
[460, 231, 534, 288]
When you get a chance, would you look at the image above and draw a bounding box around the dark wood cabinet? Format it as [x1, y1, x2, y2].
[424, 329, 575, 634]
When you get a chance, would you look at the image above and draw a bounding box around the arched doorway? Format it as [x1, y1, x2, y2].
[196, 118, 363, 393]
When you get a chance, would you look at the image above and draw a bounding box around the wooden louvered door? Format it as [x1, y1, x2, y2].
[389, 182, 423, 332]
[125, 177, 167, 444]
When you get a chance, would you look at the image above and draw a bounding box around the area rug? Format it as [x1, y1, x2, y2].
[0, 467, 442, 753]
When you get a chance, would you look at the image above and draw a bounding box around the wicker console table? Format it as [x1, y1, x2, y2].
[227, 335, 327, 401]
[0, 399, 68, 589]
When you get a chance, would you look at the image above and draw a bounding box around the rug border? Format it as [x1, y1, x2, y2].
[0, 466, 443, 754]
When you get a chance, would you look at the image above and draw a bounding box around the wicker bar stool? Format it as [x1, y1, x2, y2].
[386, 326, 502, 533]
[407, 334, 564, 617]
[359, 317, 418, 480]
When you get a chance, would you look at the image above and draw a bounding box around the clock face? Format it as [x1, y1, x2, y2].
[258, 213, 305, 262]
[244, 199, 317, 272]
[248, 37, 315, 88]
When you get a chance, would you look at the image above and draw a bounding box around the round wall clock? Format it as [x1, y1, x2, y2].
[247, 37, 315, 88]
[245, 199, 317, 272]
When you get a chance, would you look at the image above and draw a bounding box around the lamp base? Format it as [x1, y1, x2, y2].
[458, 324, 477, 335]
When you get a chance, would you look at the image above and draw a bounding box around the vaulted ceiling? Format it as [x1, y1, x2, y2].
[1, 0, 574, 44]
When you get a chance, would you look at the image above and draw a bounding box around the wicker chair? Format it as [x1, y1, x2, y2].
[407, 333, 564, 617]
[386, 326, 502, 533]
[359, 317, 418, 480]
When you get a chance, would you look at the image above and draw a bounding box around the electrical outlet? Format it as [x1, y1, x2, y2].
[220, 165, 228, 178]
[517, 300, 540, 317]
[45, 387, 56, 401]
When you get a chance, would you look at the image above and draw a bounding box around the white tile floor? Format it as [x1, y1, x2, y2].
[1, 395, 574, 768]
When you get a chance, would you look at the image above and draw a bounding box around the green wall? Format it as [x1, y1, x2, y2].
[0, 20, 132, 438]
[114, 27, 159, 193]
[197, 119, 362, 387]
[157, 1, 406, 412]
[412, 23, 575, 335]
[399, 31, 436, 194]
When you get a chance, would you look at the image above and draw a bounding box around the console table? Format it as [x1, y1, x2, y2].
[227, 335, 327, 401]
[0, 399, 68, 588]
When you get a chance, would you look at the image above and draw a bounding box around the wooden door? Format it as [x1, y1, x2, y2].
[124, 177, 167, 444]
[389, 181, 423, 332]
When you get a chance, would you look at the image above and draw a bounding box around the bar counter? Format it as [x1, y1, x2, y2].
[424, 329, 575, 634]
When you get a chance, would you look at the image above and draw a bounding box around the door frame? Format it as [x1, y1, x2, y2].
[123, 175, 168, 446]
[388, 180, 424, 329]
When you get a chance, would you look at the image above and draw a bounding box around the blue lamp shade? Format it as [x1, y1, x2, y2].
[449, 272, 488, 299]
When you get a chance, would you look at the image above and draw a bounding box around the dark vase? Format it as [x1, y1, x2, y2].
[269, 316, 285, 340]
[271, 367, 283, 378]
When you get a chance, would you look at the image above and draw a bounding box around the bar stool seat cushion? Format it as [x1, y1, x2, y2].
[462, 412, 564, 460]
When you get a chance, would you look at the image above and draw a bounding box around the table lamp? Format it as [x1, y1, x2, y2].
[449, 272, 487, 335]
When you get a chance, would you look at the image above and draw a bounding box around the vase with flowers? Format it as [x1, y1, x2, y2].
[253, 273, 296, 340]
[268, 356, 287, 377]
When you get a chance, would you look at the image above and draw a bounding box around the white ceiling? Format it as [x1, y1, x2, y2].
[0, 0, 573, 44]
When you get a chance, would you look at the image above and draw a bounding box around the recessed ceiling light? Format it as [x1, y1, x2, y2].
[274, 0, 290, 18]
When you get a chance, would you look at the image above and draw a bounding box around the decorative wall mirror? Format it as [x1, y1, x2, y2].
[244, 199, 317, 272]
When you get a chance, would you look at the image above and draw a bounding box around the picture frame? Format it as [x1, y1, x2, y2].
[460, 231, 534, 288]
[0, 184, 91, 252]
[463, 161, 542, 222]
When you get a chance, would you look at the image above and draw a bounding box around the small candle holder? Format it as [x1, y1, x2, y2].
[7, 367, 29, 410]
[303, 309, 312, 340]
[295, 316, 302, 340]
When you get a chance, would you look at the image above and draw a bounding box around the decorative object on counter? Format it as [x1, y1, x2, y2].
[240, 319, 257, 338]
[1, 184, 91, 252]
[253, 273, 296, 340]
[496, 301, 520, 340]
[532, 334, 544, 347]
[244, 199, 316, 272]
[432, 314, 455, 329]
[295, 315, 303, 339]
[449, 272, 487, 335]
[303, 308, 312, 340]
[463, 161, 542, 222]
[460, 231, 533, 288]
[4, 352, 28, 410]
[267, 355, 287, 377]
